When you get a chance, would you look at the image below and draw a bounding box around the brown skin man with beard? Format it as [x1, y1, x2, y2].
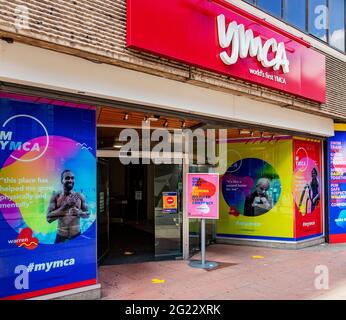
[47, 170, 90, 243]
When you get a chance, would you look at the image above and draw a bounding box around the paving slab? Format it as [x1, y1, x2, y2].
[99, 243, 346, 300]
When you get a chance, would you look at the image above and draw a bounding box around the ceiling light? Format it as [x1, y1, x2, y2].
[113, 143, 123, 149]
[148, 115, 160, 121]
[240, 129, 251, 135]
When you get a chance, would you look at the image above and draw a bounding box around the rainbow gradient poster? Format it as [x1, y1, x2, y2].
[217, 138, 294, 240]
[0, 96, 97, 299]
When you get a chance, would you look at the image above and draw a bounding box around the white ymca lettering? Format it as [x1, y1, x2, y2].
[0, 140, 41, 152]
[217, 14, 290, 74]
[0, 130, 12, 140]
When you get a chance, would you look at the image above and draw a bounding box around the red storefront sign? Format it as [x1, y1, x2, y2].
[127, 0, 326, 103]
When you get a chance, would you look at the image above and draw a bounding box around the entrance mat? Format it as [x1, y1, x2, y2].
[101, 253, 155, 266]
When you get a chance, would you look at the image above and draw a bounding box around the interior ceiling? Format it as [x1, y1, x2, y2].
[97, 106, 200, 130]
[96, 106, 289, 141]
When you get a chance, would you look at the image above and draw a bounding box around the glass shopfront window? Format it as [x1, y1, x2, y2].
[154, 164, 184, 259]
[329, 0, 345, 51]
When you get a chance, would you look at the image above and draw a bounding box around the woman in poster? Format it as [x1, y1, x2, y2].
[299, 168, 320, 214]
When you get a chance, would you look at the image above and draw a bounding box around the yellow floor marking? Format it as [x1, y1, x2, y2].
[152, 278, 166, 284]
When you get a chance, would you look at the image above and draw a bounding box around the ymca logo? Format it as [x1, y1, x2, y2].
[217, 14, 290, 74]
[295, 147, 309, 172]
[0, 114, 49, 162]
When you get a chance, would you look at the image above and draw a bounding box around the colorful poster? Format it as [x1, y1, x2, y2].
[187, 174, 219, 219]
[163, 192, 178, 213]
[217, 138, 294, 239]
[293, 138, 323, 239]
[328, 125, 346, 243]
[222, 158, 281, 217]
[0, 96, 97, 299]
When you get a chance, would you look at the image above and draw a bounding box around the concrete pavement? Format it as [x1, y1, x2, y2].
[98, 243, 346, 300]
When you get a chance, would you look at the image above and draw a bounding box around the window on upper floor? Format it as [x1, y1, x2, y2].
[329, 0, 345, 51]
[283, 0, 307, 31]
[257, 0, 282, 18]
[244, 0, 256, 5]
[242, 0, 346, 53]
[309, 0, 328, 42]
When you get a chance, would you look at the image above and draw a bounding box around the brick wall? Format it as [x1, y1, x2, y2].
[325, 54, 346, 120]
[0, 0, 345, 120]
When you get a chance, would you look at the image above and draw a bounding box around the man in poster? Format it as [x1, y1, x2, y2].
[244, 178, 272, 216]
[298, 167, 320, 214]
[47, 170, 90, 243]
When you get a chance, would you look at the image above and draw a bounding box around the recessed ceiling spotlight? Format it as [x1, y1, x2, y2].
[240, 129, 251, 135]
[148, 115, 160, 121]
[113, 142, 123, 149]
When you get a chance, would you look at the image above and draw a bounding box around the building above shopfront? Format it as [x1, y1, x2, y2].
[0, 0, 344, 120]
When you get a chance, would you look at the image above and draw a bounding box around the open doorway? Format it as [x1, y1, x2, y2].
[97, 153, 184, 265]
[97, 158, 155, 265]
[96, 108, 193, 265]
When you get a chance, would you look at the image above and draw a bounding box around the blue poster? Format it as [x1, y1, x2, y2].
[328, 127, 346, 243]
[0, 96, 97, 299]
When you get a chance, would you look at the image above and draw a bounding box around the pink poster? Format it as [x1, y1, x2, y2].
[293, 139, 322, 239]
[187, 173, 219, 219]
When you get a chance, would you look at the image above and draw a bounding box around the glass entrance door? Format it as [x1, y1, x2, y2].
[97, 158, 110, 262]
[154, 164, 183, 259]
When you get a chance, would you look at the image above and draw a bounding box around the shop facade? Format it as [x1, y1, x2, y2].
[0, 0, 344, 300]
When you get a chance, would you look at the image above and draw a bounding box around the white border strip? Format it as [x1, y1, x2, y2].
[27, 284, 101, 300]
[216, 235, 325, 244]
[0, 41, 334, 136]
